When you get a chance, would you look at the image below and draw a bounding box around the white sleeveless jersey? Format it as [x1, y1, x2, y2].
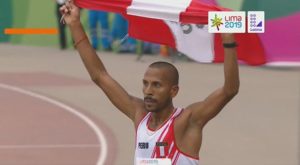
[135, 108, 199, 165]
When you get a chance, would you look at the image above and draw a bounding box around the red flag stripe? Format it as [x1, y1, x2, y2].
[75, 0, 131, 14]
[214, 33, 266, 65]
[127, 16, 176, 48]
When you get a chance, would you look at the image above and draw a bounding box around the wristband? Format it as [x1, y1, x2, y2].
[223, 42, 238, 48]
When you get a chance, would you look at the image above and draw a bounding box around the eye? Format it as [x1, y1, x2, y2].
[143, 80, 148, 87]
[153, 82, 161, 88]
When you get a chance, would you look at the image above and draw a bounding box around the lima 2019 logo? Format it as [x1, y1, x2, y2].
[210, 14, 223, 31]
[209, 11, 246, 33]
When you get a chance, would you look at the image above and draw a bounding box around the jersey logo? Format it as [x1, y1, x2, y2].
[156, 142, 169, 158]
[138, 142, 149, 149]
[156, 142, 168, 147]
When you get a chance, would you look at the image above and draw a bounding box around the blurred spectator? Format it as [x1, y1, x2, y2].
[143, 41, 160, 54]
[54, 0, 67, 49]
[88, 10, 112, 51]
[111, 14, 136, 53]
[111, 14, 160, 54]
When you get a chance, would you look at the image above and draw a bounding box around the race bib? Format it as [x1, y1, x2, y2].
[136, 158, 171, 165]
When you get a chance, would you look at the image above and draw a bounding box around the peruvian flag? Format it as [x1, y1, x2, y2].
[75, 0, 266, 65]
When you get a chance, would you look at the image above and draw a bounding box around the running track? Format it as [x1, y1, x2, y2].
[0, 72, 116, 164]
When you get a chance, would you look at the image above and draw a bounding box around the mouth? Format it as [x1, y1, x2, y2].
[144, 97, 156, 104]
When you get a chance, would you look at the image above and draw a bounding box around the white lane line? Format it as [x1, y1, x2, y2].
[0, 83, 107, 165]
[0, 144, 100, 149]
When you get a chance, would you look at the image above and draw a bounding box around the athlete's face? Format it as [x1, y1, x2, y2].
[143, 67, 178, 112]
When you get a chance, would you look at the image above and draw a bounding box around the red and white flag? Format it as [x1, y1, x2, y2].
[75, 0, 266, 65]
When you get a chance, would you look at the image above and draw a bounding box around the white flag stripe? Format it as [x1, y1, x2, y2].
[165, 21, 215, 62]
[127, 0, 192, 21]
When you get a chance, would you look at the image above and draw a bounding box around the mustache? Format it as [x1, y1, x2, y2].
[144, 96, 156, 102]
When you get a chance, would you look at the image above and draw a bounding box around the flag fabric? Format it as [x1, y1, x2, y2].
[241, 0, 300, 67]
[75, 0, 267, 65]
[261, 13, 300, 67]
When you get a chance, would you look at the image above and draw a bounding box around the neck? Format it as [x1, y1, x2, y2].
[149, 104, 175, 129]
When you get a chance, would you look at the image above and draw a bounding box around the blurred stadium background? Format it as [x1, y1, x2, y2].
[0, 0, 299, 165]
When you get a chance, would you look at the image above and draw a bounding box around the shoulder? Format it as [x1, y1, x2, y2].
[185, 101, 205, 112]
[174, 104, 206, 131]
[176, 102, 206, 120]
[173, 108, 191, 131]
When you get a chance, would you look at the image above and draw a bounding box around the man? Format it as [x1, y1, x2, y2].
[60, 1, 239, 164]
[88, 10, 112, 50]
[111, 14, 137, 53]
[54, 0, 67, 49]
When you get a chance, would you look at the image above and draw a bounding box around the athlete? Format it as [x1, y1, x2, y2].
[60, 1, 239, 164]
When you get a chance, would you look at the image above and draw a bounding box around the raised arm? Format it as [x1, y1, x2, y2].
[187, 33, 240, 128]
[60, 1, 144, 121]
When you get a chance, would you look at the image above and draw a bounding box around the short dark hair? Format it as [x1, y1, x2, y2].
[149, 61, 179, 85]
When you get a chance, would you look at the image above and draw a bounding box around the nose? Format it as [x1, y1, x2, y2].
[143, 85, 153, 95]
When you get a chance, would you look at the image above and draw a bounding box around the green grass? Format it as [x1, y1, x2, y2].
[10, 0, 30, 44]
[218, 0, 244, 10]
[20, 0, 57, 46]
[10, 0, 89, 48]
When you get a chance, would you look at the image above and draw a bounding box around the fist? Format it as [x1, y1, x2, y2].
[59, 0, 80, 25]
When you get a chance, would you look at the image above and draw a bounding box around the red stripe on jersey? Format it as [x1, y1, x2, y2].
[173, 151, 180, 164]
[164, 119, 177, 160]
[150, 121, 171, 158]
[151, 109, 177, 158]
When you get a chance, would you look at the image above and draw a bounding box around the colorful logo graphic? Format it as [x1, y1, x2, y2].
[210, 14, 223, 31]
[248, 11, 265, 33]
[209, 11, 246, 33]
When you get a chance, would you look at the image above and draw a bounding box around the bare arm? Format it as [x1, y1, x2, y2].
[187, 33, 240, 128]
[60, 1, 144, 121]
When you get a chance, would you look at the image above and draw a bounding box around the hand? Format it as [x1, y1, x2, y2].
[59, 0, 80, 26]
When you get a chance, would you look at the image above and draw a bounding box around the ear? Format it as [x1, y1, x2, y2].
[170, 85, 179, 98]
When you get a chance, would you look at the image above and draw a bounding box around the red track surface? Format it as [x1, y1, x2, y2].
[0, 72, 117, 164]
